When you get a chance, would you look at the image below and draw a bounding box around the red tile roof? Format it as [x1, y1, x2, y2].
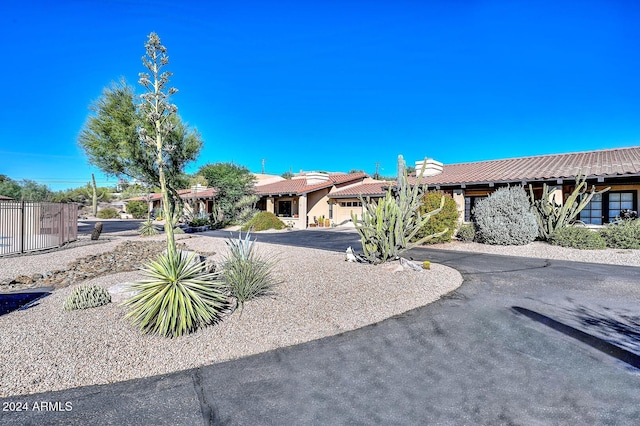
[254, 173, 367, 196]
[330, 182, 391, 198]
[0, 195, 13, 200]
[412, 146, 640, 186]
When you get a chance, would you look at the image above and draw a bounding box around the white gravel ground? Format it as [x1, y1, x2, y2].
[430, 240, 640, 267]
[0, 235, 462, 397]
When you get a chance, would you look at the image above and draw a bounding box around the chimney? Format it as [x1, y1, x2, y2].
[305, 172, 330, 185]
[415, 158, 443, 177]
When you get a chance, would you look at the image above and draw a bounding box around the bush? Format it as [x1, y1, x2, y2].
[97, 207, 120, 219]
[188, 218, 210, 227]
[122, 251, 228, 338]
[549, 226, 606, 250]
[413, 191, 459, 244]
[138, 219, 159, 237]
[221, 231, 278, 310]
[456, 223, 476, 242]
[241, 211, 286, 231]
[126, 200, 148, 219]
[600, 219, 640, 249]
[473, 186, 538, 246]
[64, 285, 111, 311]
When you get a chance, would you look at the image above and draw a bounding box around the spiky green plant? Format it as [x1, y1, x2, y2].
[64, 285, 111, 311]
[122, 251, 228, 337]
[529, 174, 609, 240]
[138, 219, 159, 236]
[221, 231, 278, 310]
[351, 155, 445, 264]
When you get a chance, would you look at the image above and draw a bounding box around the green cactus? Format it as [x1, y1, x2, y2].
[352, 155, 445, 264]
[529, 173, 609, 241]
[63, 285, 112, 311]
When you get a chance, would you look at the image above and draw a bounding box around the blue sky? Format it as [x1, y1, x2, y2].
[1, 0, 639, 191]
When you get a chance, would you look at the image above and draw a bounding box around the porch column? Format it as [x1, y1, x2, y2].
[266, 197, 275, 214]
[453, 189, 465, 223]
[548, 186, 563, 206]
[299, 194, 308, 229]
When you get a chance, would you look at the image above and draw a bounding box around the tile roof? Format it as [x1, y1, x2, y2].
[0, 195, 13, 200]
[330, 182, 391, 198]
[254, 173, 367, 196]
[413, 146, 640, 186]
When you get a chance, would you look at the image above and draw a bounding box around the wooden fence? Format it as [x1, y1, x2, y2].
[0, 201, 78, 256]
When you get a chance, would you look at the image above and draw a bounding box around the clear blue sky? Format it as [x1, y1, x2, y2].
[2, 0, 639, 191]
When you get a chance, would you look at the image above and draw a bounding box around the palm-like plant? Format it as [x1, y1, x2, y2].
[221, 232, 278, 310]
[122, 251, 228, 337]
[138, 219, 159, 236]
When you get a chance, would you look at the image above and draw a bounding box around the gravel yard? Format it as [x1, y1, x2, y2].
[0, 234, 462, 397]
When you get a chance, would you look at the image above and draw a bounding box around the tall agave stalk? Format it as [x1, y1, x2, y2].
[529, 172, 609, 240]
[352, 155, 445, 264]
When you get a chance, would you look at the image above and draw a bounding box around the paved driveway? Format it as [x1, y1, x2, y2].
[1, 230, 638, 425]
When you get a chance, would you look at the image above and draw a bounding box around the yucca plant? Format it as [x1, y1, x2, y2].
[122, 250, 229, 337]
[221, 232, 278, 311]
[138, 219, 159, 236]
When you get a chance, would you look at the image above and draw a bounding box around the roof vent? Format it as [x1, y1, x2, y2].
[415, 159, 443, 177]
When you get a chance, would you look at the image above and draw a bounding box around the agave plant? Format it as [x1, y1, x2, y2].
[221, 231, 278, 310]
[122, 250, 228, 337]
[138, 219, 159, 237]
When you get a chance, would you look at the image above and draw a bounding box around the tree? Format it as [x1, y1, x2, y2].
[0, 176, 52, 201]
[197, 162, 256, 226]
[78, 80, 201, 219]
[0, 175, 22, 200]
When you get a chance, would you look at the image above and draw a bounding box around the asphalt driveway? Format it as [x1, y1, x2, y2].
[1, 230, 638, 425]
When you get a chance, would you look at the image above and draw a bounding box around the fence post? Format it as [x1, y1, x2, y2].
[20, 200, 25, 254]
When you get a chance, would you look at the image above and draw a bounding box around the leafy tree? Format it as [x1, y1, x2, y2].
[0, 175, 22, 200]
[197, 162, 256, 226]
[281, 171, 294, 180]
[0, 176, 53, 201]
[78, 80, 202, 227]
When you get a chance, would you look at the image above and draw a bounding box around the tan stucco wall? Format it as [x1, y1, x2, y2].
[306, 189, 330, 225]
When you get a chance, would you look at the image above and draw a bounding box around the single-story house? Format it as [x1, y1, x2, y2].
[253, 172, 369, 229]
[338, 146, 640, 226]
[0, 195, 14, 201]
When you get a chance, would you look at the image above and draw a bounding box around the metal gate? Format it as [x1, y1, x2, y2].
[0, 201, 78, 256]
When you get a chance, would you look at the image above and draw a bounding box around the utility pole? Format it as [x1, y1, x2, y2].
[261, 159, 266, 174]
[374, 162, 380, 180]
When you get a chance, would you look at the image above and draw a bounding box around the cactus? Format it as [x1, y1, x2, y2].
[352, 155, 445, 264]
[64, 285, 112, 311]
[529, 173, 609, 240]
[91, 221, 103, 240]
[422, 260, 431, 270]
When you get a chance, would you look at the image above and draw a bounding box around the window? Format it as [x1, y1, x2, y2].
[580, 191, 637, 224]
[580, 194, 602, 225]
[464, 196, 484, 222]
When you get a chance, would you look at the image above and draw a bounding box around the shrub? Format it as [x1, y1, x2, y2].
[241, 211, 286, 231]
[413, 191, 459, 244]
[97, 207, 120, 219]
[122, 250, 228, 338]
[456, 223, 476, 242]
[473, 186, 538, 246]
[64, 285, 111, 311]
[600, 219, 640, 249]
[221, 231, 279, 310]
[188, 218, 210, 227]
[126, 200, 149, 219]
[138, 219, 159, 237]
[549, 226, 606, 250]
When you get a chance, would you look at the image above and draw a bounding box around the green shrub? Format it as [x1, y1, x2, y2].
[413, 191, 459, 244]
[221, 231, 279, 310]
[473, 186, 538, 246]
[97, 207, 120, 219]
[188, 218, 210, 227]
[138, 219, 159, 237]
[126, 200, 149, 219]
[64, 285, 111, 311]
[549, 226, 606, 250]
[456, 223, 476, 242]
[241, 211, 286, 231]
[600, 220, 640, 249]
[122, 250, 228, 338]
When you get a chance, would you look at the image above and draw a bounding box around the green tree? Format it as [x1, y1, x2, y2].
[78, 80, 201, 217]
[0, 175, 22, 200]
[197, 162, 256, 226]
